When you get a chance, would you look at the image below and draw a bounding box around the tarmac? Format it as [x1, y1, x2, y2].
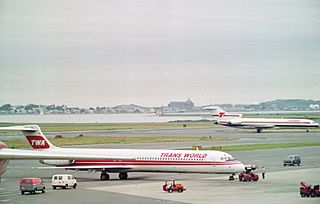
[0, 127, 320, 204]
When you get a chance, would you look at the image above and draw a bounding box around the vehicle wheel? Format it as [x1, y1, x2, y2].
[119, 172, 128, 180]
[300, 193, 305, 197]
[311, 192, 315, 197]
[168, 189, 173, 193]
[178, 189, 183, 193]
[53, 186, 56, 190]
[100, 172, 110, 180]
[32, 190, 35, 194]
[239, 175, 243, 181]
[21, 191, 24, 195]
[73, 183, 77, 189]
[42, 189, 45, 194]
[283, 164, 286, 167]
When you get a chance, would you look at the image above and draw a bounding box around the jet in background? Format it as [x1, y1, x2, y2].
[0, 125, 245, 181]
[204, 106, 319, 133]
[202, 106, 242, 118]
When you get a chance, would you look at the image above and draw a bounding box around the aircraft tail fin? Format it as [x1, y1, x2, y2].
[202, 106, 227, 117]
[0, 125, 56, 149]
[202, 106, 242, 118]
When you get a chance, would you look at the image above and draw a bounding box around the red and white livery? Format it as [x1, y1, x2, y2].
[0, 125, 245, 180]
[205, 106, 319, 133]
[203, 106, 242, 118]
[218, 117, 319, 133]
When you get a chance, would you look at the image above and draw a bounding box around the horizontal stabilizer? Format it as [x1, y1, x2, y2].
[35, 166, 133, 170]
[0, 148, 135, 160]
[0, 125, 38, 131]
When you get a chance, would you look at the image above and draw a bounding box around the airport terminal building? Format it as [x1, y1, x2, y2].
[168, 98, 194, 111]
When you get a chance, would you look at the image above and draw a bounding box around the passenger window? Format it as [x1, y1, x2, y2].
[59, 176, 62, 180]
[54, 176, 58, 180]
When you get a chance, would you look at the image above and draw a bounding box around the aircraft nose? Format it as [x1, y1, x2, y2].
[237, 163, 245, 173]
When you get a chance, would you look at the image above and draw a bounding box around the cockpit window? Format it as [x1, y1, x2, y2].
[226, 157, 236, 161]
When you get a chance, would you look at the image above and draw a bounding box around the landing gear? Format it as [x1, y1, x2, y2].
[256, 128, 262, 133]
[100, 171, 129, 180]
[100, 171, 110, 180]
[119, 172, 128, 180]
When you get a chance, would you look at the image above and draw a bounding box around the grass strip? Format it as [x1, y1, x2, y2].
[180, 142, 320, 151]
[2, 136, 236, 149]
[0, 122, 216, 132]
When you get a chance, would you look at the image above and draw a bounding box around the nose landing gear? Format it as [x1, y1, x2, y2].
[229, 174, 235, 180]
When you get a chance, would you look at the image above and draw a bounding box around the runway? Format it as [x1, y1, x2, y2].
[1, 127, 320, 204]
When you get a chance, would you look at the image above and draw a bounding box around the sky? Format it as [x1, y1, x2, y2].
[0, 0, 320, 107]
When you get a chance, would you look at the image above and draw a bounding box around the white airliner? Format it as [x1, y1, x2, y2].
[0, 125, 245, 180]
[206, 107, 319, 133]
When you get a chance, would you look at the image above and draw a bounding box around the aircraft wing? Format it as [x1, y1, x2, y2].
[35, 166, 134, 172]
[0, 148, 135, 160]
[243, 124, 275, 129]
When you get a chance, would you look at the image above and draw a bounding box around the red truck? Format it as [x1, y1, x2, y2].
[162, 179, 185, 193]
[300, 182, 320, 197]
[239, 165, 259, 182]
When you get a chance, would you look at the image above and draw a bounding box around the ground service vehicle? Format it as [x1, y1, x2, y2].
[162, 179, 185, 193]
[20, 178, 45, 194]
[239, 165, 259, 182]
[52, 174, 77, 189]
[283, 155, 301, 166]
[300, 182, 320, 197]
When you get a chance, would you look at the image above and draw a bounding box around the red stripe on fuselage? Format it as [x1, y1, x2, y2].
[241, 121, 311, 124]
[71, 160, 241, 166]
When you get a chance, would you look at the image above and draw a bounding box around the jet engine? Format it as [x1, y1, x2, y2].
[0, 142, 9, 178]
[39, 159, 75, 166]
[227, 120, 242, 125]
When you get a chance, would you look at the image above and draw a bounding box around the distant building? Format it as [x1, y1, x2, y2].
[168, 98, 194, 111]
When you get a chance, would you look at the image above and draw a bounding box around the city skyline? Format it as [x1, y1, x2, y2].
[1, 0, 320, 107]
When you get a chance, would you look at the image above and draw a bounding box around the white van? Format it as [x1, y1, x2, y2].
[52, 174, 77, 189]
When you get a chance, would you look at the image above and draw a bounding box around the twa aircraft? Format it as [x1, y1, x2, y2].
[0, 125, 245, 180]
[218, 118, 319, 133]
[202, 106, 242, 118]
[206, 107, 319, 133]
